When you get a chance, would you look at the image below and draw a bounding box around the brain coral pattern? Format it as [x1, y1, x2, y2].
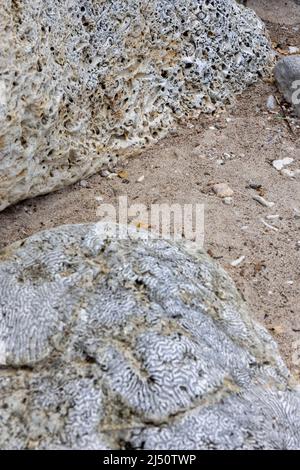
[0, 0, 273, 210]
[0, 223, 300, 450]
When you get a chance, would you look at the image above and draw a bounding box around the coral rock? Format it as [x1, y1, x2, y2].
[0, 0, 273, 210]
[275, 56, 300, 118]
[0, 223, 300, 449]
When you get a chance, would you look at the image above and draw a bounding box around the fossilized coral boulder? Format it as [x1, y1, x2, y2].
[0, 0, 273, 210]
[0, 223, 300, 450]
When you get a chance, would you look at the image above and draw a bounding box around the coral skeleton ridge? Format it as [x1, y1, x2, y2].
[0, 223, 299, 450]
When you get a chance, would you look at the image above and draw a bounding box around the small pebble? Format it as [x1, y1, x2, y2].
[137, 175, 145, 183]
[223, 197, 233, 205]
[266, 95, 277, 111]
[100, 169, 110, 177]
[107, 173, 118, 179]
[213, 183, 234, 198]
[294, 208, 300, 219]
[288, 46, 300, 54]
[272, 158, 294, 171]
[80, 180, 88, 188]
[248, 182, 262, 190]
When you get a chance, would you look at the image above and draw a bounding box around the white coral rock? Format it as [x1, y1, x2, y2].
[0, 223, 299, 450]
[0, 0, 273, 210]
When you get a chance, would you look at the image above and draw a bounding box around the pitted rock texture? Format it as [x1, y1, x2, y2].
[0, 223, 300, 450]
[0, 0, 273, 210]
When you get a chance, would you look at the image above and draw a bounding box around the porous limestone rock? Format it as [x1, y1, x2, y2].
[0, 0, 273, 210]
[0, 223, 300, 450]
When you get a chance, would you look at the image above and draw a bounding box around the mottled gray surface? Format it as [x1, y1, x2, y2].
[0, 223, 300, 450]
[275, 56, 300, 117]
[0, 0, 273, 210]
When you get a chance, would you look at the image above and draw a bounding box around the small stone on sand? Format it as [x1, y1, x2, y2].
[213, 183, 234, 198]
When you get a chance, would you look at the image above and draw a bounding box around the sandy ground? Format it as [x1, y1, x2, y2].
[0, 1, 300, 374]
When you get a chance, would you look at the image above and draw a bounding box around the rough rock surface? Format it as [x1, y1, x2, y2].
[0, 0, 273, 210]
[0, 223, 300, 450]
[275, 56, 300, 118]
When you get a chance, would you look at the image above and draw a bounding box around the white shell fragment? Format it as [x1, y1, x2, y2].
[230, 256, 246, 267]
[261, 218, 279, 232]
[253, 195, 275, 208]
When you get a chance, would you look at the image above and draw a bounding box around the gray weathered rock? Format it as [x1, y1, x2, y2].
[274, 56, 300, 117]
[0, 223, 300, 450]
[0, 0, 273, 210]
